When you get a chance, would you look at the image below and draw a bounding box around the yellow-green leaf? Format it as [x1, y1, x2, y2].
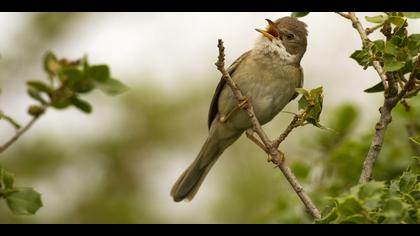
[97, 78, 128, 96]
[403, 12, 420, 19]
[384, 58, 405, 72]
[291, 12, 309, 18]
[365, 15, 388, 24]
[70, 97, 92, 114]
[5, 188, 42, 215]
[410, 136, 420, 145]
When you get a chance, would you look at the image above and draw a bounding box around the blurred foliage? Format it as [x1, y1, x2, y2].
[1, 18, 127, 215]
[316, 160, 420, 224]
[0, 166, 42, 215]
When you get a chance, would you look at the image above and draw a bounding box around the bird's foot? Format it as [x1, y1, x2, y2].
[219, 97, 249, 123]
[238, 96, 249, 109]
[269, 152, 285, 166]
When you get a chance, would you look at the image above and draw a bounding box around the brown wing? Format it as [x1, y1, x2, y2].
[289, 66, 304, 102]
[207, 51, 250, 129]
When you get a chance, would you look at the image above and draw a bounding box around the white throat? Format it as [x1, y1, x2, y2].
[252, 37, 297, 64]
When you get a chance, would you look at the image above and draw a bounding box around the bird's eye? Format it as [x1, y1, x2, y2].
[286, 34, 294, 40]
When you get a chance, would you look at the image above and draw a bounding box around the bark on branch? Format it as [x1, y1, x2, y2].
[215, 39, 321, 219]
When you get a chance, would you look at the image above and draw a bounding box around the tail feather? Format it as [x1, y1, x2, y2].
[171, 124, 240, 202]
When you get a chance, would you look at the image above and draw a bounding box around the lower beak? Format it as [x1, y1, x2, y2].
[255, 28, 274, 41]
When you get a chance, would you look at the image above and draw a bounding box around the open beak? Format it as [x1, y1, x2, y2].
[255, 19, 279, 41]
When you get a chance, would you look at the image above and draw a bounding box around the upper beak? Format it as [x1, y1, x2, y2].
[255, 19, 279, 41]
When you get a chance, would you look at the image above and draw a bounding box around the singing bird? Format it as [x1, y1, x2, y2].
[171, 16, 308, 202]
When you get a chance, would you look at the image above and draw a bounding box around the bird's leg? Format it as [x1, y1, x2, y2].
[237, 96, 249, 109]
[219, 96, 249, 123]
[270, 151, 286, 167]
[267, 154, 273, 162]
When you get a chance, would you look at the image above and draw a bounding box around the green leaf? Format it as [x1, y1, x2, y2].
[315, 208, 338, 224]
[0, 167, 15, 190]
[337, 197, 365, 216]
[2, 172, 14, 190]
[399, 171, 418, 192]
[70, 96, 92, 114]
[51, 87, 74, 109]
[384, 41, 400, 56]
[27, 87, 48, 105]
[87, 65, 110, 82]
[382, 198, 405, 219]
[73, 79, 95, 94]
[0, 111, 21, 130]
[315, 201, 338, 224]
[358, 181, 386, 199]
[303, 87, 324, 127]
[26, 80, 53, 95]
[43, 51, 59, 74]
[383, 57, 405, 72]
[350, 50, 370, 69]
[408, 34, 420, 41]
[5, 188, 42, 215]
[410, 136, 420, 145]
[371, 40, 385, 55]
[96, 78, 128, 96]
[291, 12, 309, 18]
[364, 81, 385, 93]
[58, 68, 83, 85]
[403, 12, 420, 19]
[339, 214, 367, 224]
[407, 38, 420, 58]
[359, 181, 385, 211]
[365, 15, 388, 24]
[388, 16, 405, 28]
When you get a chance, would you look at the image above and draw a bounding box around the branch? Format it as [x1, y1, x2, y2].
[0, 106, 47, 154]
[338, 12, 389, 92]
[366, 23, 385, 35]
[338, 12, 393, 183]
[215, 39, 321, 219]
[397, 55, 420, 101]
[336, 12, 350, 19]
[272, 104, 314, 148]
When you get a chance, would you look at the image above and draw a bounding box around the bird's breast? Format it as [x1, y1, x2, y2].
[218, 55, 303, 130]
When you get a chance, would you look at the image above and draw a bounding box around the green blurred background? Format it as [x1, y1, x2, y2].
[0, 12, 420, 223]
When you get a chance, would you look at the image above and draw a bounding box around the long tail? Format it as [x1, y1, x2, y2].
[171, 123, 241, 202]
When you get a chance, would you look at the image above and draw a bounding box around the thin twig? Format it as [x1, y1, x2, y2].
[336, 12, 350, 19]
[0, 107, 47, 154]
[397, 55, 420, 101]
[215, 39, 321, 219]
[245, 130, 268, 153]
[272, 104, 314, 148]
[366, 23, 385, 35]
[338, 12, 389, 92]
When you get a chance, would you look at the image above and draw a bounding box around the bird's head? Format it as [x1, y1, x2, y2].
[255, 16, 308, 64]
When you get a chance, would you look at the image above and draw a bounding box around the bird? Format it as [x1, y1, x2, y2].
[171, 16, 308, 202]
